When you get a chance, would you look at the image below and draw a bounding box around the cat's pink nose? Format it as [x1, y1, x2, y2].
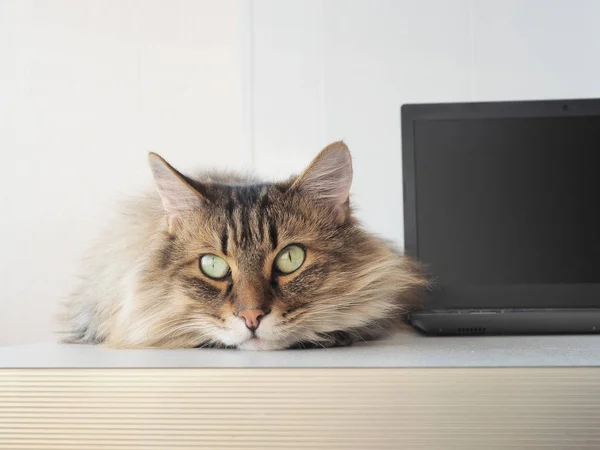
[238, 309, 265, 331]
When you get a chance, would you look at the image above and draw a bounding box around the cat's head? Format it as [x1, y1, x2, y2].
[145, 141, 425, 350]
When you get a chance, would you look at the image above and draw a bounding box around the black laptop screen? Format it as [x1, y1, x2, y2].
[414, 116, 600, 292]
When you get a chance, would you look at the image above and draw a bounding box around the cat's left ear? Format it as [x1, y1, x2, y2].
[291, 141, 353, 223]
[148, 153, 208, 230]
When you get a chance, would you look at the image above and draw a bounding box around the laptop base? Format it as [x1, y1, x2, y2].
[409, 308, 600, 336]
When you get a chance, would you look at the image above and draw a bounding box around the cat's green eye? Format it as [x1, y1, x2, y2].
[274, 245, 306, 274]
[200, 254, 230, 279]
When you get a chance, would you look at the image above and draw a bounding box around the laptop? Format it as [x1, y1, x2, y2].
[401, 98, 600, 336]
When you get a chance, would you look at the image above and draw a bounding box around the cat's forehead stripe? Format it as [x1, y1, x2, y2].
[225, 184, 275, 250]
[268, 217, 278, 250]
[220, 228, 228, 256]
[256, 188, 270, 243]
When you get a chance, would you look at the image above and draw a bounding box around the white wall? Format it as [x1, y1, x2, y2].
[0, 0, 246, 345]
[250, 0, 600, 247]
[3, 0, 600, 345]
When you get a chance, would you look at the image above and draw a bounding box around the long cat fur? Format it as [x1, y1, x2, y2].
[59, 141, 427, 350]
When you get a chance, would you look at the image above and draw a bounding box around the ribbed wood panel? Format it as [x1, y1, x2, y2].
[0, 368, 599, 449]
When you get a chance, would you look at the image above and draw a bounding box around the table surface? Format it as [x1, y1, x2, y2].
[1, 332, 599, 368]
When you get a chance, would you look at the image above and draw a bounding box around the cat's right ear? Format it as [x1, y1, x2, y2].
[148, 153, 207, 230]
[291, 141, 353, 224]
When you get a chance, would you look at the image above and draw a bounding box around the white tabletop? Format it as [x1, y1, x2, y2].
[1, 332, 599, 368]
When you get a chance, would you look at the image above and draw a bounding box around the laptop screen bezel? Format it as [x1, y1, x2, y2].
[401, 98, 600, 309]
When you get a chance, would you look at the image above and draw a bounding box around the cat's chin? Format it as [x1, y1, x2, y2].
[236, 337, 285, 351]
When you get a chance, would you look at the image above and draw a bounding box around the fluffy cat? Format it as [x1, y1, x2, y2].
[59, 141, 427, 350]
